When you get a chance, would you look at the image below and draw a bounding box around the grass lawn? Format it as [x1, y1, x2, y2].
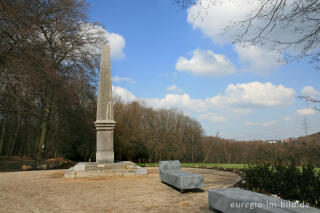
[136, 162, 247, 169]
[181, 163, 247, 169]
[136, 163, 320, 172]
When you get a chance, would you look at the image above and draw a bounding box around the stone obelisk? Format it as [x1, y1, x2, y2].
[64, 44, 147, 178]
[94, 44, 116, 163]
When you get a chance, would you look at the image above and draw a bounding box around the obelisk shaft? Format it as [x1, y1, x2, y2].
[94, 44, 116, 163]
[97, 44, 113, 121]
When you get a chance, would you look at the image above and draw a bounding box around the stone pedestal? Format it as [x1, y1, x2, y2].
[64, 161, 147, 178]
[94, 120, 116, 163]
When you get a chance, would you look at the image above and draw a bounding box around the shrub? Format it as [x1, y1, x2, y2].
[242, 160, 320, 208]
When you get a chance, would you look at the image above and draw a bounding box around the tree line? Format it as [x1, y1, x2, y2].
[117, 101, 320, 166]
[1, 0, 319, 165]
[113, 99, 203, 163]
[0, 0, 104, 160]
[202, 134, 320, 166]
[2, 87, 320, 166]
[113, 100, 320, 166]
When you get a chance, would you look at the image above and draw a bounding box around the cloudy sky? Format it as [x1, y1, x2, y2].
[88, 0, 320, 140]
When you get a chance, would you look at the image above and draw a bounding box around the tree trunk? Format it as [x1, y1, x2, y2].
[0, 118, 6, 155]
[36, 107, 51, 160]
[9, 114, 21, 156]
[191, 135, 194, 163]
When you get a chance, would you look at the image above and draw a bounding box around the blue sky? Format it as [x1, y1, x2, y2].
[87, 0, 320, 140]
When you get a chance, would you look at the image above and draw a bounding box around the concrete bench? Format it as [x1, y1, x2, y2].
[159, 160, 203, 192]
[208, 187, 320, 213]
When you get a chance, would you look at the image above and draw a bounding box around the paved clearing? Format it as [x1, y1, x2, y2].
[0, 167, 240, 213]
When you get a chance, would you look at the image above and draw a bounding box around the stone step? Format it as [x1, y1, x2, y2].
[64, 161, 147, 178]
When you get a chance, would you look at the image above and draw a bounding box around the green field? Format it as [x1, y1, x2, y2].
[136, 163, 320, 172]
[136, 163, 247, 169]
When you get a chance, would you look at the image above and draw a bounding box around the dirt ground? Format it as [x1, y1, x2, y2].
[0, 167, 240, 213]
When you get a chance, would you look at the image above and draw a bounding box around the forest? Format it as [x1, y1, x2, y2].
[1, 0, 319, 166]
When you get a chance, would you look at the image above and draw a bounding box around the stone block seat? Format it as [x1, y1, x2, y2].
[208, 187, 320, 213]
[159, 160, 203, 192]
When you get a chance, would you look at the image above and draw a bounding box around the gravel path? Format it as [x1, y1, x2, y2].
[0, 167, 240, 213]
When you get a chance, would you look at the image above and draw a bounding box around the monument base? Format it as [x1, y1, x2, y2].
[64, 161, 147, 178]
[96, 150, 114, 163]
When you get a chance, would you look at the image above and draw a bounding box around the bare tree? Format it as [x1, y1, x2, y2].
[175, 0, 320, 107]
[232, 0, 320, 63]
[298, 95, 320, 111]
[175, 0, 320, 63]
[0, 0, 106, 159]
[174, 0, 199, 9]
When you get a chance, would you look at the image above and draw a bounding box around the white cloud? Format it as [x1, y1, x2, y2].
[199, 113, 228, 123]
[80, 23, 125, 59]
[107, 32, 126, 59]
[112, 86, 136, 103]
[111, 82, 295, 125]
[144, 93, 208, 113]
[231, 108, 252, 115]
[167, 85, 177, 91]
[262, 120, 277, 127]
[235, 44, 282, 74]
[207, 82, 295, 108]
[111, 86, 206, 112]
[187, 0, 256, 44]
[112, 75, 135, 83]
[145, 82, 294, 123]
[244, 120, 277, 127]
[297, 108, 316, 116]
[283, 117, 292, 121]
[187, 0, 308, 74]
[187, 0, 306, 49]
[244, 121, 256, 126]
[167, 85, 183, 93]
[175, 49, 235, 76]
[301, 86, 320, 99]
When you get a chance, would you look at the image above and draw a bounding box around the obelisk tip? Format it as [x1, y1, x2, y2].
[102, 43, 110, 51]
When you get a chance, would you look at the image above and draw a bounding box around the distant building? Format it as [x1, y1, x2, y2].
[283, 138, 290, 143]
